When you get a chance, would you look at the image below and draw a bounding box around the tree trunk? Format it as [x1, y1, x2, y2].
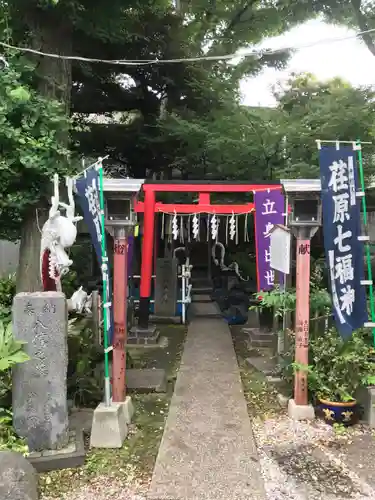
[16, 8, 72, 293]
[351, 0, 375, 58]
[16, 209, 47, 293]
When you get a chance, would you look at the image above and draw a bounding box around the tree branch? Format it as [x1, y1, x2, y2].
[351, 0, 375, 57]
[224, 1, 254, 36]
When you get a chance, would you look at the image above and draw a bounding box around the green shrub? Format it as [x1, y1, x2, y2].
[0, 274, 16, 322]
[0, 319, 30, 453]
[0, 274, 16, 308]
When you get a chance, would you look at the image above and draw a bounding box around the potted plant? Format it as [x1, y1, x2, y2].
[298, 327, 375, 425]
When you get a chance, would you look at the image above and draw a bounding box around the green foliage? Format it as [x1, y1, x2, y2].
[67, 318, 103, 407]
[296, 0, 375, 59]
[0, 317, 29, 454]
[0, 275, 16, 407]
[0, 320, 30, 372]
[253, 286, 331, 319]
[0, 274, 16, 322]
[294, 328, 375, 403]
[0, 408, 28, 453]
[274, 73, 375, 180]
[0, 53, 72, 239]
[157, 104, 286, 180]
[61, 270, 80, 299]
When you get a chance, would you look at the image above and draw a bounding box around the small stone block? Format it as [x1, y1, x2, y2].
[150, 315, 181, 324]
[90, 402, 128, 448]
[27, 430, 85, 473]
[145, 331, 160, 344]
[119, 396, 134, 424]
[246, 356, 280, 376]
[126, 369, 167, 393]
[357, 386, 375, 427]
[42, 442, 76, 456]
[288, 398, 315, 421]
[130, 325, 157, 337]
[276, 393, 289, 408]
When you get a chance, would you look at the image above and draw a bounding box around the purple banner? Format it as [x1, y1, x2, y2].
[127, 235, 134, 278]
[254, 189, 285, 291]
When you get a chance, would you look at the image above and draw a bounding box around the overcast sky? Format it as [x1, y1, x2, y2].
[241, 19, 375, 107]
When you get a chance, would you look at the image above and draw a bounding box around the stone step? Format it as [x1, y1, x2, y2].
[244, 327, 275, 339]
[246, 356, 281, 377]
[192, 287, 213, 295]
[126, 368, 167, 393]
[249, 338, 275, 348]
[191, 294, 212, 303]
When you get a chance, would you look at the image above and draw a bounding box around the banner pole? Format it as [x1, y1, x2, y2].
[356, 140, 375, 346]
[97, 158, 111, 406]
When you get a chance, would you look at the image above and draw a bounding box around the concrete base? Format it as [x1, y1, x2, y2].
[288, 398, 315, 421]
[149, 314, 181, 324]
[126, 368, 168, 393]
[130, 324, 157, 336]
[90, 402, 128, 448]
[28, 429, 85, 472]
[356, 386, 375, 427]
[118, 395, 134, 425]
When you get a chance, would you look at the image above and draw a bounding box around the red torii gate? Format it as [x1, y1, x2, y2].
[134, 180, 282, 329]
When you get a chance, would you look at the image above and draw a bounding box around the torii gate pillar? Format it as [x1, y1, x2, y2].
[138, 188, 156, 329]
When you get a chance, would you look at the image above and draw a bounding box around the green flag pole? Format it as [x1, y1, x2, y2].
[356, 140, 375, 346]
[97, 157, 111, 406]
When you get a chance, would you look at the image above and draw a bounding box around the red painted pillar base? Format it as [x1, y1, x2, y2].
[294, 237, 311, 406]
[112, 229, 128, 403]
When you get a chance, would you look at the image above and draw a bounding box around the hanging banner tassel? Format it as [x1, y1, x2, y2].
[225, 216, 229, 245]
[192, 213, 199, 240]
[210, 214, 218, 240]
[161, 212, 165, 240]
[244, 213, 249, 243]
[187, 215, 191, 243]
[180, 215, 184, 243]
[172, 211, 179, 241]
[229, 212, 236, 241]
[167, 216, 172, 243]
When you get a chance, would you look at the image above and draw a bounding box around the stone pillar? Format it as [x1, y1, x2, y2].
[154, 258, 178, 317]
[12, 292, 69, 452]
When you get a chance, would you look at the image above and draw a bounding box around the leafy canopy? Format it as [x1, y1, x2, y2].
[0, 55, 71, 239]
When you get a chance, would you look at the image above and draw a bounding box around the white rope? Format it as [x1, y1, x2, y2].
[1, 28, 374, 66]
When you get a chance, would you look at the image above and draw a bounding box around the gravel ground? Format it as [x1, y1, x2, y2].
[41, 475, 149, 500]
[253, 415, 375, 500]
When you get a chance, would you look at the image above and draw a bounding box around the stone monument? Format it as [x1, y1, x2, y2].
[12, 292, 69, 452]
[154, 257, 178, 317]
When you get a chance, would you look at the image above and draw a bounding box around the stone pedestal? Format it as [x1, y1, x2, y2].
[128, 324, 160, 345]
[155, 258, 178, 317]
[357, 386, 375, 427]
[12, 292, 69, 452]
[288, 398, 315, 421]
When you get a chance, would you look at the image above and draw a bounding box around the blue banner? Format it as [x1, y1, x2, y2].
[319, 145, 367, 338]
[75, 167, 114, 343]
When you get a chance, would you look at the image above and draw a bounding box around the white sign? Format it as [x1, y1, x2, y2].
[270, 225, 291, 275]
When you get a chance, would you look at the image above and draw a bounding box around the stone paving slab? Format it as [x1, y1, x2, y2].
[126, 368, 167, 393]
[189, 301, 222, 317]
[148, 318, 265, 500]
